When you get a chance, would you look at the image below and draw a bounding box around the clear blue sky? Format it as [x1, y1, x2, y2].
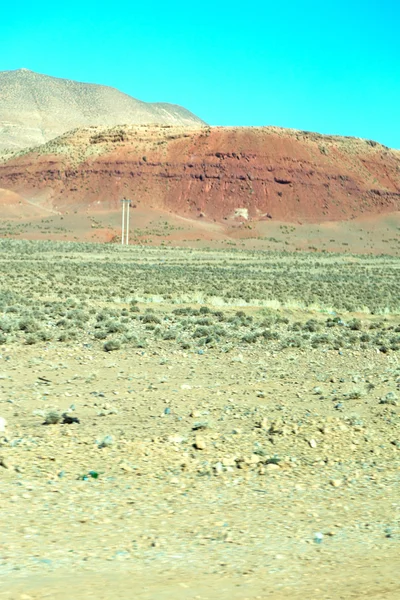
[1, 0, 399, 148]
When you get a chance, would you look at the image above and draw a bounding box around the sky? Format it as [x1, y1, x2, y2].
[1, 0, 400, 148]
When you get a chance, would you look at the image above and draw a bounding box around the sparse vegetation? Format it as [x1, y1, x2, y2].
[0, 240, 398, 354]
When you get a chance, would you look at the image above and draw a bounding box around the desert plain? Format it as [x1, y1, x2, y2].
[0, 241, 399, 599]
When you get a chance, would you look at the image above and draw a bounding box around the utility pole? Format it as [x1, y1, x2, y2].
[120, 198, 130, 245]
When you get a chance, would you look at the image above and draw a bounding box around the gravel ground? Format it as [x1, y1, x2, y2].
[1, 336, 399, 598]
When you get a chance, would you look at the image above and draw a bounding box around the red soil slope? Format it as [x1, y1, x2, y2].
[0, 187, 51, 218]
[0, 125, 399, 223]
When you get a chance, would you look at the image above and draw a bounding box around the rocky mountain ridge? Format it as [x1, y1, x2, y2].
[0, 69, 205, 152]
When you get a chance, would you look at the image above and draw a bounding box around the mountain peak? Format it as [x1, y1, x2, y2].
[0, 69, 206, 152]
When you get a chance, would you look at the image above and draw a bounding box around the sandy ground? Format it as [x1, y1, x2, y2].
[0, 209, 399, 255]
[1, 336, 399, 599]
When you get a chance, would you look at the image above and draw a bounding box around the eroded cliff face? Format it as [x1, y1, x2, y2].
[1, 125, 399, 223]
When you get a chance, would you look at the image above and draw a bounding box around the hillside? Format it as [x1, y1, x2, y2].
[0, 124, 399, 226]
[0, 69, 205, 152]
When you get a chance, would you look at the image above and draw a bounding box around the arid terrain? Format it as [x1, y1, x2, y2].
[0, 123, 399, 253]
[0, 242, 399, 598]
[0, 69, 205, 153]
[1, 69, 400, 598]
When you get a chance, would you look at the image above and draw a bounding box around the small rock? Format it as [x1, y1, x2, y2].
[314, 532, 324, 544]
[265, 463, 280, 471]
[249, 454, 261, 464]
[98, 435, 114, 448]
[309, 439, 317, 448]
[0, 417, 7, 433]
[380, 392, 398, 406]
[194, 435, 206, 450]
[0, 455, 10, 469]
[213, 462, 224, 475]
[120, 463, 132, 472]
[192, 421, 209, 431]
[222, 457, 236, 467]
[330, 479, 343, 488]
[168, 435, 184, 444]
[190, 410, 201, 418]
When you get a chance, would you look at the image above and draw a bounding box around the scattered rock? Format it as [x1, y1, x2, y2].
[98, 435, 114, 448]
[314, 532, 324, 544]
[194, 435, 206, 450]
[192, 421, 209, 431]
[380, 392, 398, 406]
[265, 463, 280, 471]
[330, 479, 343, 488]
[0, 455, 11, 469]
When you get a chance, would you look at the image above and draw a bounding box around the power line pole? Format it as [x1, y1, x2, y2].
[121, 199, 125, 245]
[126, 200, 130, 245]
[120, 198, 130, 245]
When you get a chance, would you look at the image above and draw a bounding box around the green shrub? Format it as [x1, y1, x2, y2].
[104, 338, 122, 352]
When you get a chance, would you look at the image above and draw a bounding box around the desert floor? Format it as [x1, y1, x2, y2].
[0, 242, 399, 599]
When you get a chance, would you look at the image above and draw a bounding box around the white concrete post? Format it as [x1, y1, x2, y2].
[126, 201, 130, 245]
[121, 200, 125, 245]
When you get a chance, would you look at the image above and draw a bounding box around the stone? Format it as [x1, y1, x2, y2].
[249, 454, 261, 464]
[314, 532, 324, 544]
[309, 439, 317, 448]
[213, 462, 224, 474]
[265, 463, 280, 471]
[379, 392, 398, 406]
[222, 457, 236, 467]
[120, 462, 132, 472]
[330, 479, 343, 488]
[0, 416, 7, 432]
[190, 410, 201, 418]
[0, 455, 10, 469]
[98, 435, 114, 448]
[194, 435, 206, 450]
[168, 435, 184, 444]
[192, 421, 209, 431]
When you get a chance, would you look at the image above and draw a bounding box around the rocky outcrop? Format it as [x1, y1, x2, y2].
[0, 125, 399, 223]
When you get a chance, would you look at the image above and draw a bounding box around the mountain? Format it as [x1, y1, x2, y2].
[1, 124, 399, 224]
[0, 69, 206, 152]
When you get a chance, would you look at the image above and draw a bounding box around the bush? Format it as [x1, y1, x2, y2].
[104, 338, 122, 352]
[19, 317, 40, 333]
[142, 313, 161, 324]
[348, 318, 362, 331]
